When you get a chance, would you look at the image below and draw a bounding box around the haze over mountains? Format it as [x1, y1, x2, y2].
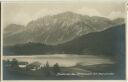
[4, 11, 124, 46]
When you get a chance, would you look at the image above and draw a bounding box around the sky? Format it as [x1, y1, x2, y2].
[3, 0, 126, 27]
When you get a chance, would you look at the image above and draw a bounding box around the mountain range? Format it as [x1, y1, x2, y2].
[4, 11, 124, 46]
[4, 24, 125, 57]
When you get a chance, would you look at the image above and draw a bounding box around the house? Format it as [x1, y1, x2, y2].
[18, 62, 28, 68]
[26, 62, 41, 71]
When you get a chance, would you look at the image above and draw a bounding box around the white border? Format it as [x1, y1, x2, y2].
[0, 0, 128, 82]
[126, 2, 128, 81]
[1, 1, 3, 81]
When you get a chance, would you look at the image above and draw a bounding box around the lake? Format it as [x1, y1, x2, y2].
[3, 54, 114, 67]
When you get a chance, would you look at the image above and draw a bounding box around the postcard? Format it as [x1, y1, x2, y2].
[1, 0, 126, 80]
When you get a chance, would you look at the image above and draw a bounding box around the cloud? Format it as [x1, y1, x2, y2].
[3, 1, 125, 27]
[73, 7, 102, 17]
[107, 11, 125, 19]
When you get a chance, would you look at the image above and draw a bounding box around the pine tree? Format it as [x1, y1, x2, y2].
[44, 61, 51, 76]
[53, 63, 61, 74]
[11, 58, 19, 70]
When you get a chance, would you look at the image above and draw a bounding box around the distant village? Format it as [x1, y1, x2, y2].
[3, 58, 61, 76]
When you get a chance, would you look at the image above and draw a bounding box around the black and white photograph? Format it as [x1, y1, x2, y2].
[1, 0, 126, 80]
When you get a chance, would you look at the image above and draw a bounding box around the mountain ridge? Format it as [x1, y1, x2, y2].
[4, 24, 125, 57]
[4, 11, 124, 46]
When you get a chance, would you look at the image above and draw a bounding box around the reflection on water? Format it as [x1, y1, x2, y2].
[3, 54, 114, 67]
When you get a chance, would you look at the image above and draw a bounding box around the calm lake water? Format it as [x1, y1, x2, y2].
[3, 54, 114, 67]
